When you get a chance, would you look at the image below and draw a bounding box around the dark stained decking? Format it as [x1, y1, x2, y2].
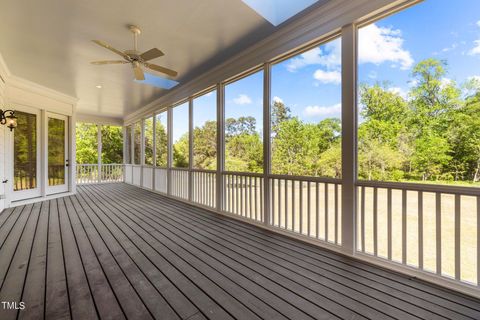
[0, 184, 479, 320]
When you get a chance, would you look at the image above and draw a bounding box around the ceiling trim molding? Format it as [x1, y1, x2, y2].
[76, 113, 123, 125]
[6, 75, 78, 106]
[0, 53, 11, 88]
[0, 51, 78, 108]
[124, 0, 413, 123]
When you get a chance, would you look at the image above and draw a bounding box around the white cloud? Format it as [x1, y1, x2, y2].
[440, 77, 454, 89]
[469, 75, 480, 82]
[286, 40, 341, 72]
[477, 20, 480, 27]
[313, 69, 341, 84]
[358, 23, 414, 70]
[388, 87, 407, 99]
[303, 103, 341, 117]
[273, 96, 283, 104]
[233, 94, 252, 105]
[441, 43, 458, 53]
[468, 40, 480, 55]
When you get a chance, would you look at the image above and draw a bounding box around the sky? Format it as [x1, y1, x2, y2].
[170, 0, 480, 142]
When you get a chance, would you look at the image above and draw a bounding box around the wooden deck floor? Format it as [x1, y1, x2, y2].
[0, 184, 480, 320]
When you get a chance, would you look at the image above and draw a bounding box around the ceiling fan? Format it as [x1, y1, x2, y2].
[91, 25, 178, 81]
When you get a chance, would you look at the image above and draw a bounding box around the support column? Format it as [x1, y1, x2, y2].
[188, 98, 193, 201]
[216, 83, 225, 212]
[122, 125, 126, 182]
[263, 63, 271, 225]
[97, 124, 102, 183]
[341, 24, 357, 255]
[140, 118, 145, 187]
[152, 114, 157, 190]
[167, 107, 173, 195]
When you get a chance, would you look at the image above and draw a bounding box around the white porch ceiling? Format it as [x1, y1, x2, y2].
[0, 0, 295, 119]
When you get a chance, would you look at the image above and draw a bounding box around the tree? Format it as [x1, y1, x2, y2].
[101, 125, 123, 164]
[75, 123, 98, 164]
[271, 100, 291, 135]
[193, 120, 217, 170]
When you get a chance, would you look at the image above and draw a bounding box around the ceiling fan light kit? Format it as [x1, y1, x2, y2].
[91, 25, 178, 82]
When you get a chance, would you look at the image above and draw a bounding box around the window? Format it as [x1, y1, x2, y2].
[125, 125, 132, 164]
[75, 122, 98, 164]
[224, 70, 263, 173]
[357, 1, 480, 187]
[133, 121, 141, 165]
[155, 112, 168, 167]
[14, 111, 37, 191]
[172, 102, 189, 168]
[271, 37, 342, 178]
[101, 125, 123, 164]
[193, 90, 217, 170]
[356, 0, 480, 282]
[144, 117, 154, 165]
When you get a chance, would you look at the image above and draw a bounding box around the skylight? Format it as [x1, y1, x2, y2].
[135, 72, 179, 90]
[242, 0, 318, 26]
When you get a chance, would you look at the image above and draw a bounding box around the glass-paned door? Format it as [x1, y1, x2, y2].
[47, 113, 69, 194]
[12, 109, 41, 201]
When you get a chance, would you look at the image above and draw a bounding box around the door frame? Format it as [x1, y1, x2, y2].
[9, 105, 42, 201]
[45, 112, 69, 195]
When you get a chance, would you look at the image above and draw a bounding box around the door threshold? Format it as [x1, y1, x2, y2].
[10, 191, 74, 207]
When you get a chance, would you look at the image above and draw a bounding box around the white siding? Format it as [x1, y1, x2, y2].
[0, 80, 5, 212]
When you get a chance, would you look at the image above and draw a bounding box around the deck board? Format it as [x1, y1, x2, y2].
[0, 183, 478, 319]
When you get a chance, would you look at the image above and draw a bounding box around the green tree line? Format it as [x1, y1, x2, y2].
[77, 58, 479, 186]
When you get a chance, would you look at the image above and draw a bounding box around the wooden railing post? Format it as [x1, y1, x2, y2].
[216, 83, 225, 212]
[167, 107, 173, 196]
[341, 24, 357, 255]
[188, 98, 193, 202]
[263, 63, 271, 225]
[97, 124, 102, 183]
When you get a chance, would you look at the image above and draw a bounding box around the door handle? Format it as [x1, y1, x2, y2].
[66, 159, 69, 167]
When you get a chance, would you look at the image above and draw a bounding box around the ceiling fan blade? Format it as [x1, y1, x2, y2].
[133, 66, 145, 80]
[92, 40, 130, 60]
[140, 48, 164, 61]
[91, 60, 129, 65]
[144, 62, 178, 77]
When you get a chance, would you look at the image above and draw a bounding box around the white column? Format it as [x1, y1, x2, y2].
[341, 24, 357, 255]
[140, 118, 145, 187]
[122, 125, 127, 182]
[152, 113, 157, 189]
[167, 107, 173, 195]
[70, 112, 77, 192]
[188, 98, 193, 201]
[97, 124, 102, 183]
[216, 83, 225, 212]
[263, 63, 271, 225]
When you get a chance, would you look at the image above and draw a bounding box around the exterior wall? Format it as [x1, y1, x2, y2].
[0, 55, 77, 208]
[0, 75, 5, 212]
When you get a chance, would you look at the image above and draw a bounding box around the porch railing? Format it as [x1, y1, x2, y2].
[76, 164, 124, 184]
[356, 180, 479, 286]
[123, 163, 480, 294]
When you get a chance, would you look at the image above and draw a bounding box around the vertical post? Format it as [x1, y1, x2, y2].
[152, 113, 157, 189]
[341, 24, 357, 255]
[97, 124, 102, 183]
[122, 125, 127, 182]
[70, 112, 77, 192]
[140, 118, 145, 187]
[188, 98, 193, 202]
[263, 63, 271, 226]
[216, 83, 225, 212]
[167, 107, 173, 195]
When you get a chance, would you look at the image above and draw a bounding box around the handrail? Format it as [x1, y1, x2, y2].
[356, 179, 480, 196]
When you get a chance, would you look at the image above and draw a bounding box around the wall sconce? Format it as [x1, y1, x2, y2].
[0, 109, 17, 131]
